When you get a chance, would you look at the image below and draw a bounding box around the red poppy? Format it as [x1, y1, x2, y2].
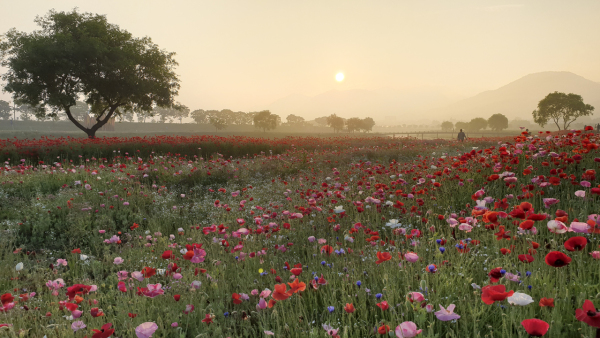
[377, 324, 390, 334]
[92, 323, 114, 338]
[344, 303, 355, 313]
[518, 254, 535, 263]
[575, 300, 600, 328]
[376, 301, 389, 311]
[539, 297, 554, 307]
[287, 278, 306, 295]
[500, 248, 511, 255]
[564, 236, 587, 251]
[201, 313, 214, 324]
[521, 319, 549, 336]
[90, 307, 104, 317]
[320, 245, 334, 255]
[128, 312, 137, 318]
[173, 294, 181, 301]
[290, 263, 303, 276]
[161, 250, 174, 259]
[488, 267, 503, 283]
[141, 267, 156, 278]
[273, 284, 290, 301]
[71, 248, 81, 254]
[519, 220, 534, 230]
[375, 252, 392, 264]
[481, 285, 514, 305]
[544, 251, 571, 268]
[65, 284, 93, 300]
[232, 293, 243, 304]
[1, 293, 14, 305]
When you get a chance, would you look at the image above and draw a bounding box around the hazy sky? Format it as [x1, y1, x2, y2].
[2, 0, 600, 112]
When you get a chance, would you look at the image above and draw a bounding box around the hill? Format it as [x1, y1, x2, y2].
[431, 71, 600, 121]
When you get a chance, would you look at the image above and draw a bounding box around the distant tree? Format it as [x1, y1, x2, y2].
[532, 92, 594, 130]
[468, 118, 488, 131]
[190, 109, 208, 124]
[172, 105, 189, 123]
[253, 110, 279, 132]
[209, 117, 227, 131]
[345, 118, 362, 133]
[314, 116, 328, 126]
[487, 113, 508, 131]
[0, 100, 11, 120]
[17, 105, 35, 121]
[0, 9, 180, 138]
[455, 121, 468, 131]
[286, 114, 305, 125]
[441, 121, 454, 131]
[326, 114, 345, 133]
[360, 117, 375, 132]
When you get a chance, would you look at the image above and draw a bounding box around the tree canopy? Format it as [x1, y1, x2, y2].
[487, 113, 508, 131]
[253, 110, 279, 132]
[532, 92, 594, 130]
[326, 114, 345, 133]
[441, 121, 453, 131]
[468, 118, 488, 131]
[0, 9, 180, 138]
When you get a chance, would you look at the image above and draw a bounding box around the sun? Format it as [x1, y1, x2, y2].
[335, 72, 344, 82]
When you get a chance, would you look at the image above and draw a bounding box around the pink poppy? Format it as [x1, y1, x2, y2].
[135, 322, 158, 338]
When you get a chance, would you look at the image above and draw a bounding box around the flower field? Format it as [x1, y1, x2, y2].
[1, 131, 600, 338]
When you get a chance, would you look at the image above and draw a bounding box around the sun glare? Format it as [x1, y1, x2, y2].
[335, 72, 344, 82]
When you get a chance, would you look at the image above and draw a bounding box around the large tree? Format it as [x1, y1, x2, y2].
[487, 113, 508, 131]
[360, 117, 375, 132]
[0, 9, 180, 138]
[253, 110, 279, 132]
[286, 114, 305, 125]
[533, 92, 594, 130]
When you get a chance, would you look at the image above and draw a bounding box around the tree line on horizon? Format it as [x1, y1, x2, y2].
[0, 10, 595, 138]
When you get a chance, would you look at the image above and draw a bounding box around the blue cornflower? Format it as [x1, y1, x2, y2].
[356, 281, 362, 287]
[327, 306, 334, 313]
[439, 247, 445, 253]
[376, 293, 382, 299]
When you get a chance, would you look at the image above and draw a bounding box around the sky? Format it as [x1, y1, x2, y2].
[2, 0, 600, 114]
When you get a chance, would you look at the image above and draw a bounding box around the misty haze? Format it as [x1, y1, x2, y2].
[1, 2, 600, 338]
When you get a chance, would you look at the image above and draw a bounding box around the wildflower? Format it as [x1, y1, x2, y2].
[322, 324, 339, 337]
[434, 304, 460, 321]
[564, 236, 587, 251]
[327, 306, 335, 313]
[507, 292, 534, 306]
[481, 285, 514, 305]
[539, 297, 554, 307]
[590, 251, 600, 259]
[344, 303, 355, 313]
[375, 252, 392, 264]
[395, 321, 422, 337]
[575, 300, 600, 328]
[135, 322, 158, 338]
[547, 220, 568, 234]
[521, 319, 549, 337]
[378, 324, 391, 334]
[273, 284, 290, 301]
[201, 314, 214, 324]
[404, 252, 419, 262]
[15, 263, 23, 271]
[71, 321, 86, 333]
[183, 304, 195, 314]
[113, 257, 124, 265]
[142, 284, 164, 298]
[377, 301, 389, 311]
[544, 251, 571, 268]
[287, 278, 306, 295]
[518, 254, 535, 263]
[56, 259, 68, 266]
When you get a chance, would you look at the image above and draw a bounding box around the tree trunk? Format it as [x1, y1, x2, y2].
[65, 105, 118, 139]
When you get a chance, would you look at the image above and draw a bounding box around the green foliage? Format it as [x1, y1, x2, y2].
[0, 100, 11, 120]
[326, 114, 345, 133]
[468, 117, 488, 131]
[253, 110, 279, 131]
[487, 113, 508, 131]
[209, 117, 228, 131]
[0, 9, 180, 138]
[441, 121, 454, 131]
[286, 114, 305, 125]
[533, 91, 595, 130]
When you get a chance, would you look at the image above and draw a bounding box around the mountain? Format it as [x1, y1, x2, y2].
[430, 71, 600, 121]
[267, 87, 457, 124]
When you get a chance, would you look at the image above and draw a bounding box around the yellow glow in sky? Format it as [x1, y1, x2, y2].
[336, 72, 345, 82]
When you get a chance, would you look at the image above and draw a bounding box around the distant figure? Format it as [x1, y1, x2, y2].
[457, 129, 466, 142]
[596, 123, 600, 132]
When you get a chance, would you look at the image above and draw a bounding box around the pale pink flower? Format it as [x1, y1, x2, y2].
[404, 252, 419, 263]
[590, 251, 600, 259]
[434, 304, 460, 321]
[317, 238, 327, 244]
[143, 284, 164, 298]
[117, 271, 128, 280]
[135, 322, 158, 338]
[547, 220, 568, 234]
[56, 259, 68, 267]
[256, 298, 267, 311]
[131, 271, 144, 282]
[575, 190, 586, 198]
[570, 222, 590, 233]
[264, 330, 275, 336]
[260, 289, 272, 298]
[395, 321, 422, 337]
[308, 236, 316, 243]
[407, 292, 425, 303]
[113, 257, 124, 265]
[190, 247, 207, 263]
[71, 321, 86, 332]
[251, 289, 259, 296]
[458, 223, 473, 232]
